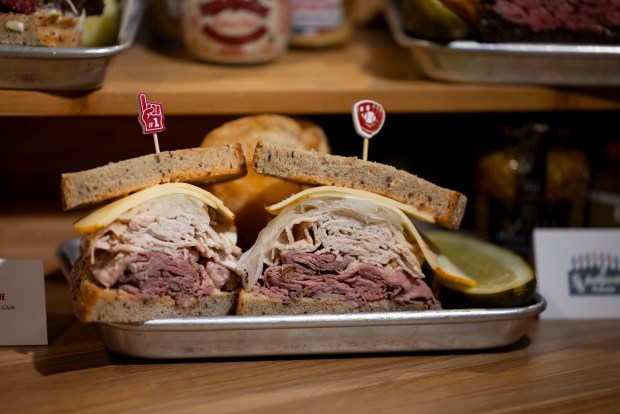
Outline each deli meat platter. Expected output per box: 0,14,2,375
0,0,146,91
385,0,620,86
58,238,546,359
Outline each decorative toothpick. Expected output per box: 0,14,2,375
138,93,166,154
64,0,79,15
352,100,385,161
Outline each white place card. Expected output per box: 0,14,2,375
533,229,620,319
0,259,48,345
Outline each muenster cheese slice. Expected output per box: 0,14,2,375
74,183,234,233
266,186,436,223
266,186,477,287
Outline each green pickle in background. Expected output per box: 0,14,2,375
400,0,473,41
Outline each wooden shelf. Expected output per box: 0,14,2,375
2,28,620,116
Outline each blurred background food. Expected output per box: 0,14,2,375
400,0,474,41
477,0,620,45
399,0,620,44
81,0,121,47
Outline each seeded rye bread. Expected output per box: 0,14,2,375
71,257,237,323
252,141,467,229
61,144,247,210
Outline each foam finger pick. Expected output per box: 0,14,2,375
353,100,385,161
137,93,166,154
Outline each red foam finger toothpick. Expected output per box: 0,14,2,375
352,100,385,161
138,93,166,153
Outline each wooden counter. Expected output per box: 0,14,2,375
1,274,619,413
1,216,620,413
1,28,620,116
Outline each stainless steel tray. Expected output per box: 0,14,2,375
385,0,620,86
0,0,146,91
57,238,545,359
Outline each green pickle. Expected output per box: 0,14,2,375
401,0,473,42
424,230,537,308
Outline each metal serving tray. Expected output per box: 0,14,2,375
0,0,146,91
57,239,546,359
385,0,620,86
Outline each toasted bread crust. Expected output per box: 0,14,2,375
61,144,247,211
70,257,238,323
236,290,430,315
252,141,467,229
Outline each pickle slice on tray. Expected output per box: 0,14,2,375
423,230,537,308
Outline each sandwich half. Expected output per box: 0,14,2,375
61,145,248,323
237,141,468,315
0,0,106,47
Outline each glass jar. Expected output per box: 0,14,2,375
473,123,590,262
588,139,620,227
147,0,183,46
180,0,291,64
289,0,355,48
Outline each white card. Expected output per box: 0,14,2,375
533,229,620,319
0,259,48,345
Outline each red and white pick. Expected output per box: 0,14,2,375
352,100,385,161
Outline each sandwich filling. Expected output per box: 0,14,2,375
81,193,242,307
239,197,441,309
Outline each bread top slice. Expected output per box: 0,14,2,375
252,141,467,229
61,144,247,211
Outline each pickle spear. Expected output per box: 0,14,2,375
401,0,473,42
424,230,537,308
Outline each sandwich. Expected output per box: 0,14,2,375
236,141,468,315
0,0,109,47
61,144,248,323
200,114,331,250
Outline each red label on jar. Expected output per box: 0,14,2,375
181,0,290,63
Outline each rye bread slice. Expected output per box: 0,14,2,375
251,141,467,229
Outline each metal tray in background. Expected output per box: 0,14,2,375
57,239,546,359
0,0,146,91
385,0,620,86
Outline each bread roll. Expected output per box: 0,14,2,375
200,115,331,250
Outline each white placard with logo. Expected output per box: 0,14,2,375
0,259,48,345
533,229,620,319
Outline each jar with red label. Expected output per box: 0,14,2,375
180,0,291,64
289,0,355,48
